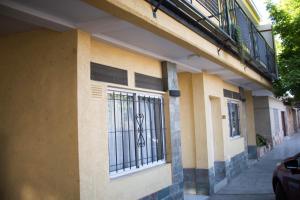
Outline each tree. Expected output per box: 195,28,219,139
267,0,300,104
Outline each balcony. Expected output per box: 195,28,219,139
148,0,278,81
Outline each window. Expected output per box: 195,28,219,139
107,89,166,175
228,101,240,137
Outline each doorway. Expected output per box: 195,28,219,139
292,109,297,132
281,111,287,136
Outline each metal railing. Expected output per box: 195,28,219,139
149,0,278,80
213,0,277,78
197,0,219,17
232,1,277,77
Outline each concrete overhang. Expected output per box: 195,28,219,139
0,0,273,92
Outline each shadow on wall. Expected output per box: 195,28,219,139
0,29,80,200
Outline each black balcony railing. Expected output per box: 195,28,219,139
197,0,219,17
232,1,277,78
148,0,278,80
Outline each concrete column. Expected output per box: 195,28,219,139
191,73,210,170
245,90,258,159
162,61,184,199
191,73,214,195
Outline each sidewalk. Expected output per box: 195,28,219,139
185,133,300,200
209,133,300,200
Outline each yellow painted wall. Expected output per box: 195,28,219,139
77,32,172,200
0,29,80,200
245,90,256,146
91,38,162,87
192,73,210,169
0,29,172,200
209,96,224,161
202,73,223,166
178,72,247,169
84,0,272,90
203,73,245,161
178,73,196,168
0,27,257,199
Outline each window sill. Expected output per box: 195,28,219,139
109,160,166,179
229,135,243,141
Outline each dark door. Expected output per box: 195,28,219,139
281,111,287,136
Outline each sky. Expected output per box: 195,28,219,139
252,0,280,24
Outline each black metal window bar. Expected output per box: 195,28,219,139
228,101,240,137
107,89,166,174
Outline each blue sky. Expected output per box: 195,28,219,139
252,0,280,24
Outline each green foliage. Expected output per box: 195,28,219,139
256,134,267,147
267,0,300,103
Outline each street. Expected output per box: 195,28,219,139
209,133,300,200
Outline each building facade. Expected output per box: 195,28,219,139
253,96,300,148
0,0,284,199
253,96,287,146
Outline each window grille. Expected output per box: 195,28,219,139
228,101,240,137
107,89,166,174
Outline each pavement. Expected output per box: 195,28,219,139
209,133,300,200
185,133,300,200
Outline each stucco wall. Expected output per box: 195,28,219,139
245,90,256,146
204,73,245,162
298,109,300,130
84,0,272,90
178,72,246,170
0,29,173,200
268,97,286,145
254,96,286,146
178,73,196,168
0,29,79,200
253,96,272,142
209,97,223,162
77,33,172,200
286,106,296,135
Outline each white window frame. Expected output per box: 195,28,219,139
107,88,167,178
227,100,241,138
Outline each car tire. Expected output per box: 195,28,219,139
275,182,286,200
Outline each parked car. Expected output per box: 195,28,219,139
273,153,300,200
